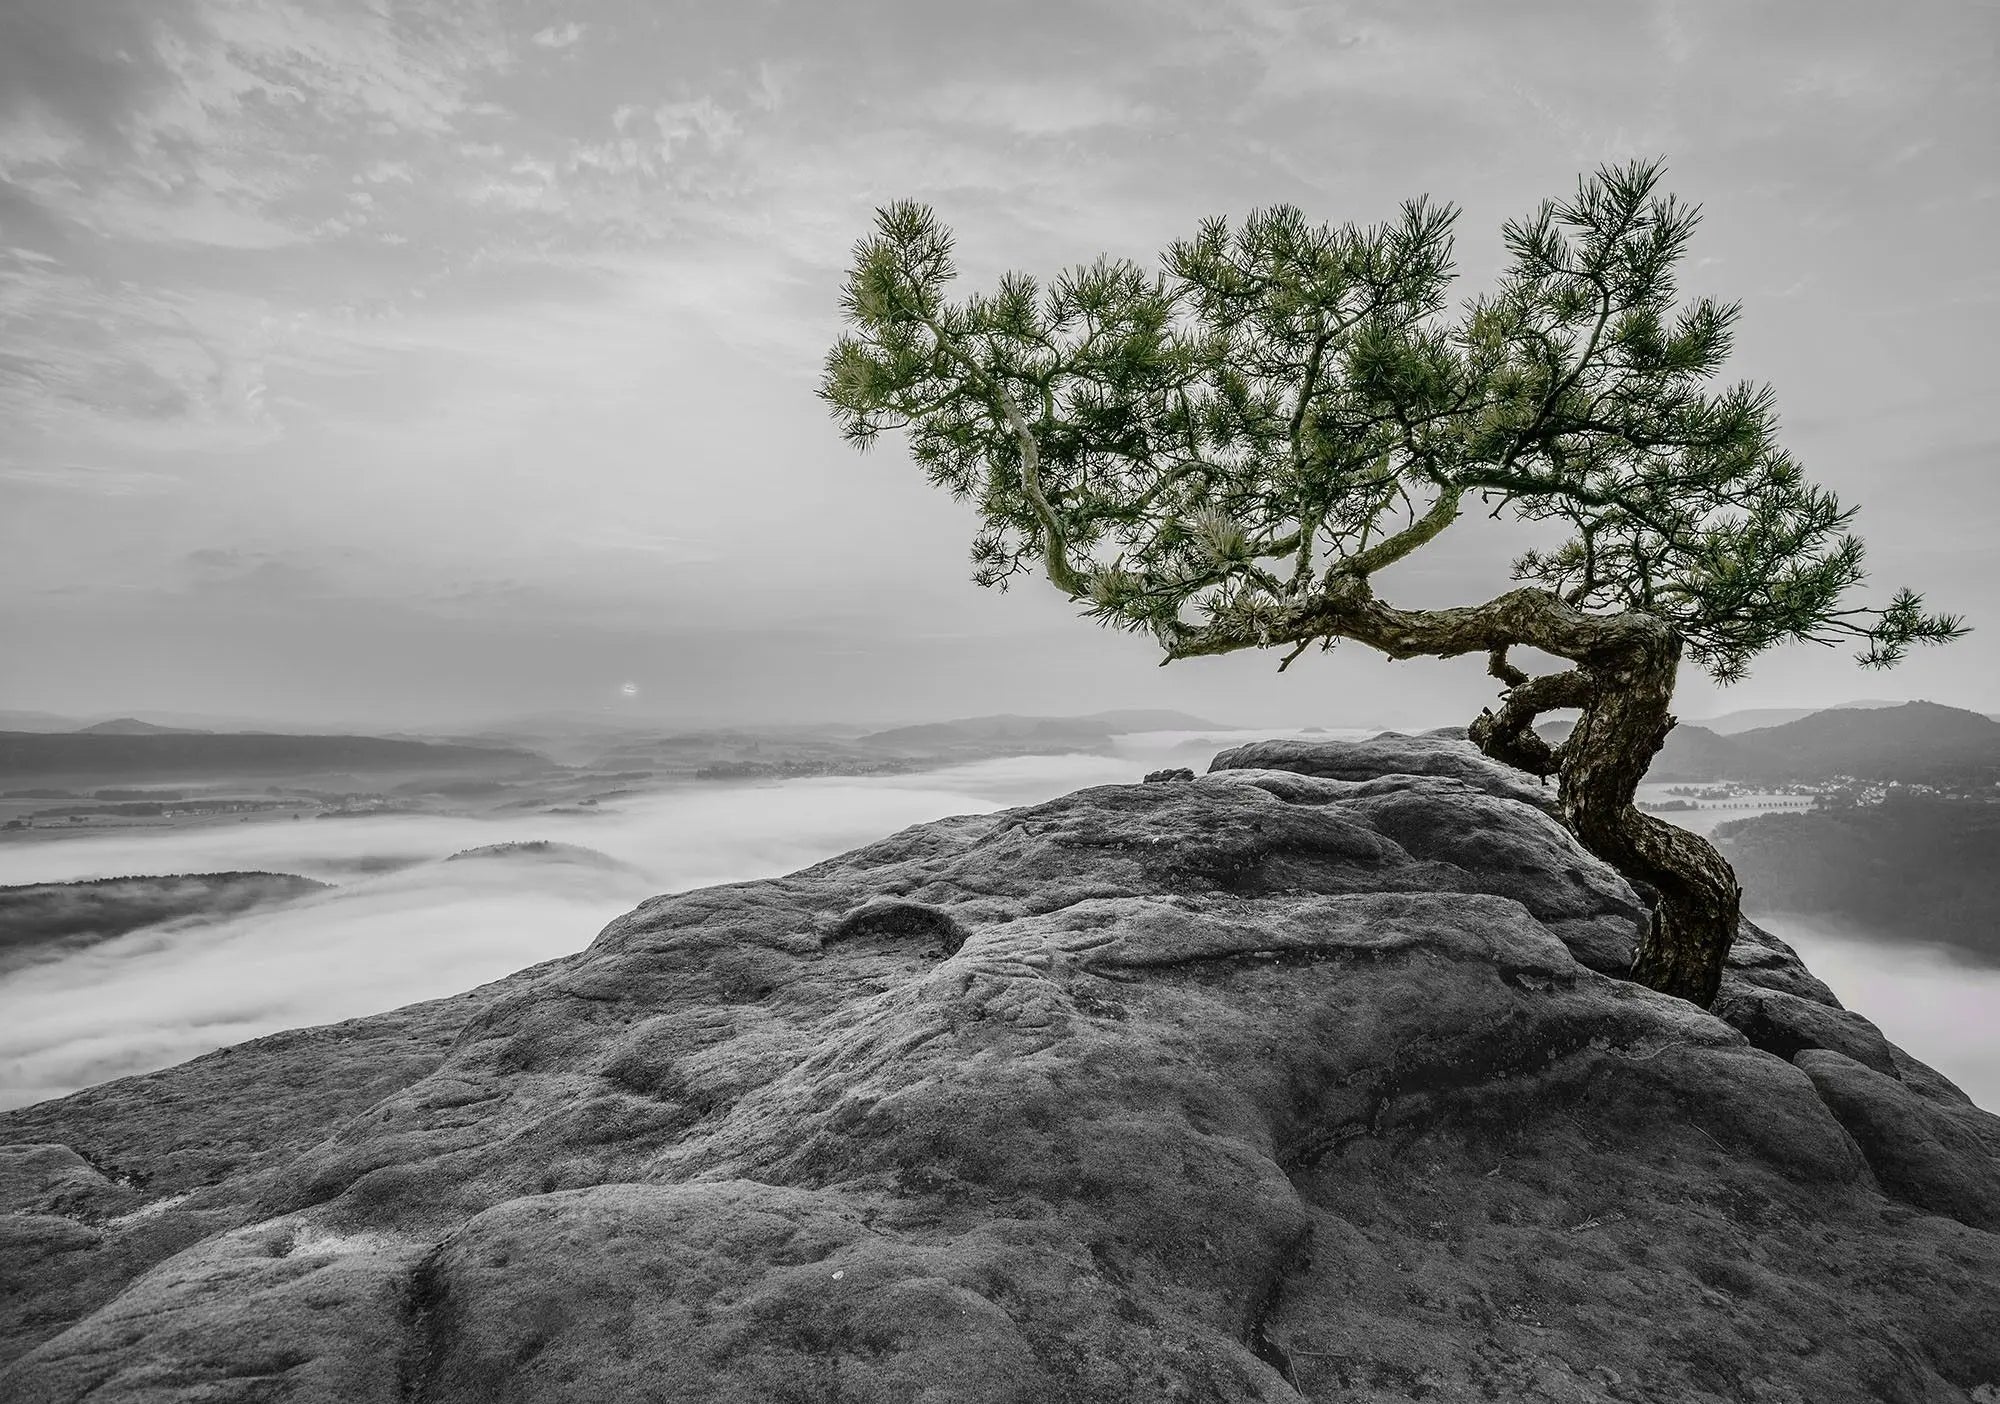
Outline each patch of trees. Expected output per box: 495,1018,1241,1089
1716,797,2000,965
0,872,330,975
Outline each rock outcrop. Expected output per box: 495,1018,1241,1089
3,735,1997,1402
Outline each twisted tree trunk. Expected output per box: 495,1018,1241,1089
1168,576,1744,1006
1456,614,1741,1004
1530,631,1742,1007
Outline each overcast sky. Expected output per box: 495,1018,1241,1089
2,0,1995,729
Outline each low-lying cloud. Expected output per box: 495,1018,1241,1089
0,733,1283,1107
1753,916,2000,1112
3,731,1995,1113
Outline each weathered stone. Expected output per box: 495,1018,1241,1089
1722,919,1847,1006
1796,1049,2000,1232
1711,983,1899,1076
1211,732,1558,810
0,1145,108,1214
3,736,1995,1402
0,970,550,1372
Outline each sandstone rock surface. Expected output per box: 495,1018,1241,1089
3,736,1997,1402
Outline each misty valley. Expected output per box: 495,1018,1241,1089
0,709,1291,1106
3,701,1999,1115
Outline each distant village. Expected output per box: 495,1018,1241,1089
1639,774,2000,815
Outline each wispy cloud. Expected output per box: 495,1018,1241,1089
0,250,281,449
916,80,1160,138
0,0,513,250
0,463,183,496
531,21,583,50
0,0,1994,721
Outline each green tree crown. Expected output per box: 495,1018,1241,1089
821,160,1961,684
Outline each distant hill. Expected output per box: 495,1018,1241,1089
858,709,1223,753
73,718,210,736
1689,699,1907,736
1080,709,1229,732
1688,707,1821,735
1447,702,1999,785
1725,701,2000,784
0,710,316,734
0,732,545,781
1615,701,2000,785
1528,717,1753,783
0,711,87,734
1648,724,1762,782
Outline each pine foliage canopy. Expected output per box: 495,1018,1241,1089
821,160,1961,685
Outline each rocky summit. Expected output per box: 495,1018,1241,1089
3,735,1997,1403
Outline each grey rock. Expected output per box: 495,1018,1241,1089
1796,1049,2000,1232
1711,983,1899,1076
0,1144,108,1214
1142,766,1195,783
3,737,1995,1402
0,969,552,1370
1722,918,1847,1005
1890,1043,1981,1108
1211,732,1558,810
1547,912,1642,977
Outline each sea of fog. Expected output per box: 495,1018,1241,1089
1627,792,2000,1107
1751,915,2000,1112
0,730,1335,1108
2,728,1994,1114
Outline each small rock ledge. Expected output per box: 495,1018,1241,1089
3,735,1996,1402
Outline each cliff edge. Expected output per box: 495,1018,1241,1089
3,736,1997,1402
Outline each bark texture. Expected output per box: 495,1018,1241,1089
1533,629,1742,1007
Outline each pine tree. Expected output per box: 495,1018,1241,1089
819,160,1963,1007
